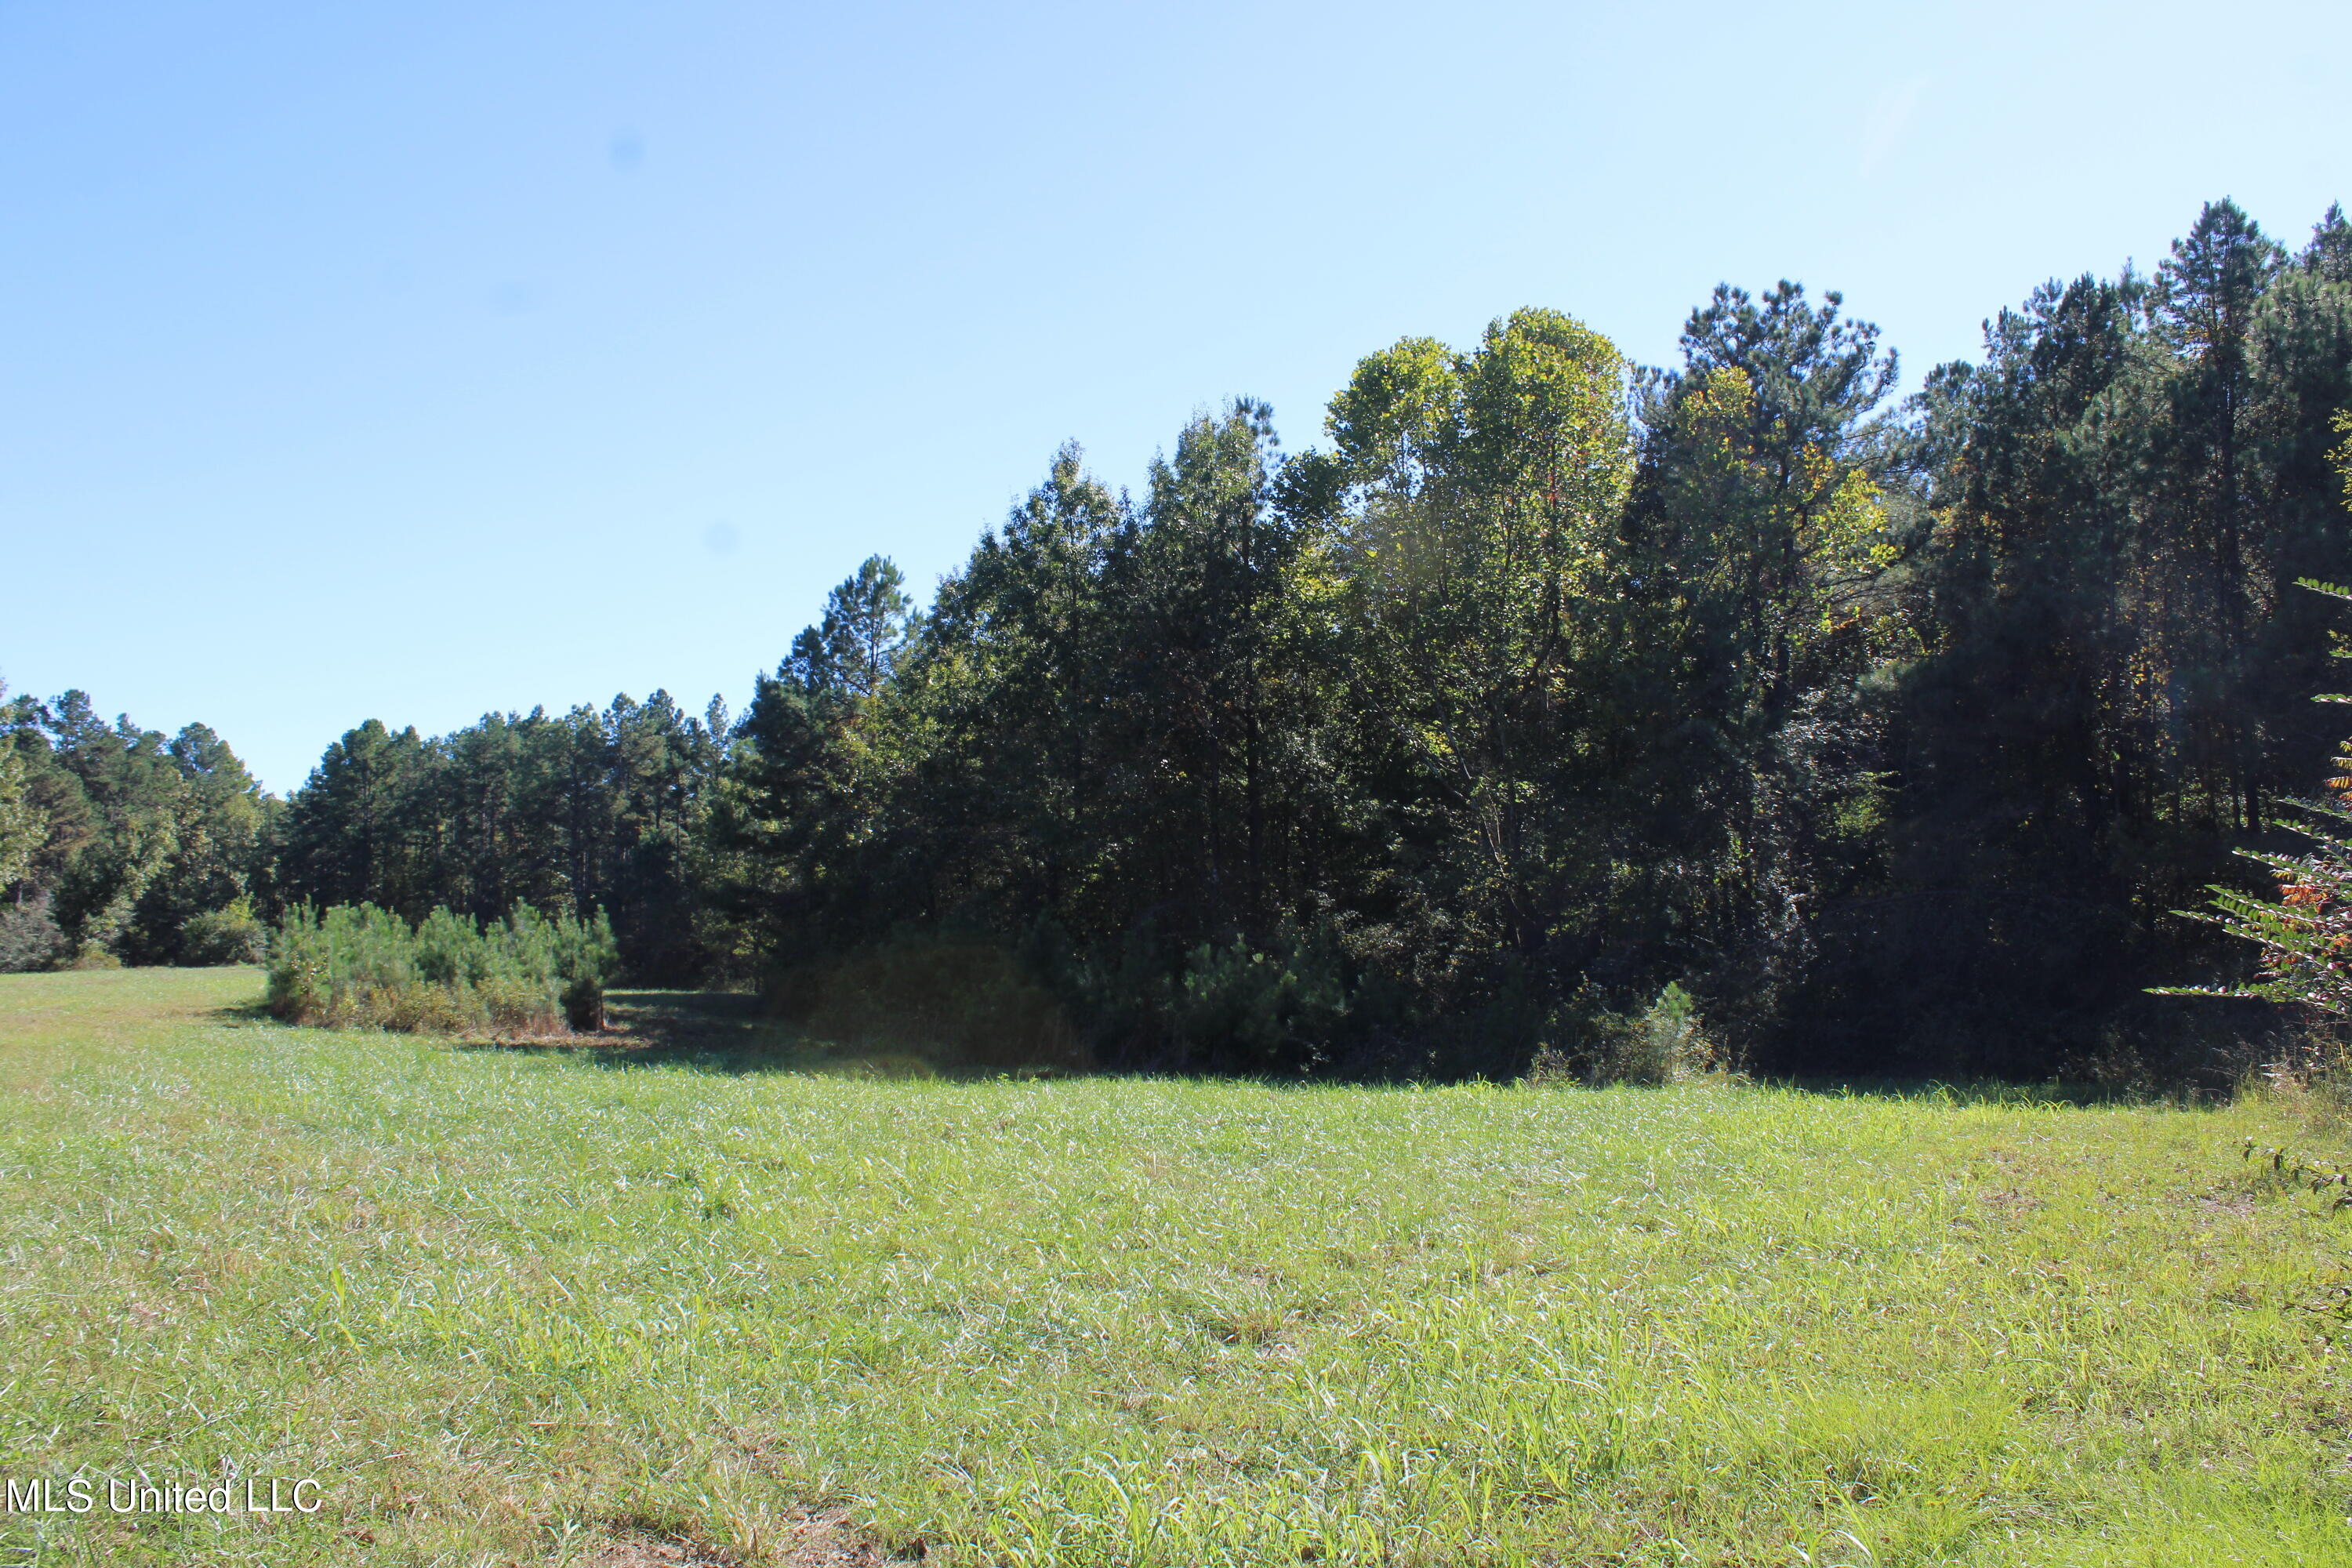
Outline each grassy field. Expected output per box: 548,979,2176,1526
3,969,2351,1566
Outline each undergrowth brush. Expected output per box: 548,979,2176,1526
266,901,615,1036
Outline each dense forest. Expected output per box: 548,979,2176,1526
10,198,2352,1083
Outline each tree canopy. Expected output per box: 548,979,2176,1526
13,198,2352,1084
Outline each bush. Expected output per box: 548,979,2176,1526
0,896,65,973
1165,927,1351,1074
1528,982,1723,1087
2158,785,2352,1024
267,902,617,1036
180,898,267,966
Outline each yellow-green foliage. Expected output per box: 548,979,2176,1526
4,968,2352,1566
266,901,615,1036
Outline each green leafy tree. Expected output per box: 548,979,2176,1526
786,555,911,701
279,718,437,914
274,690,731,983
242,200,2352,1080
2306,204,2352,285
1120,398,1328,944
906,445,1127,927
1328,310,1635,980
711,557,916,962
0,687,271,964
1854,204,2352,1076
2158,582,2352,1018
1621,282,1909,1043
0,683,44,894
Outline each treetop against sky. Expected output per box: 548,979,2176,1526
3,0,2349,792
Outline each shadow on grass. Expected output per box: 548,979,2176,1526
475,1004,2205,1100
1771,1076,2213,1109
239,981,2215,1102
206,996,278,1026
463,989,977,1080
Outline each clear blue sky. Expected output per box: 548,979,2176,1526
5,0,2349,793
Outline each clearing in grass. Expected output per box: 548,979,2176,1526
2,967,2350,1566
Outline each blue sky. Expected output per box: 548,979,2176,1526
5,0,2350,792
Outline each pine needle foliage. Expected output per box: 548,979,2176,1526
267,901,617,1036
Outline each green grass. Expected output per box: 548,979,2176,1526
5,967,2352,1566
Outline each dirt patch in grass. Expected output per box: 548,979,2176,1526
586,1535,743,1568
768,1507,906,1567
584,1508,902,1568
457,989,808,1071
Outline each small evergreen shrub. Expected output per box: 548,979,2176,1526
1528,982,1722,1087
179,898,267,966
267,902,617,1036
1165,927,1352,1073
0,897,65,973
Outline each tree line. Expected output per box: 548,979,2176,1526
8,198,2350,1082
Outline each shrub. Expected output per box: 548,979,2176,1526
267,902,617,1036
2159,793,2352,1021
1528,982,1722,1087
0,896,65,973
1166,927,1350,1074
179,898,267,966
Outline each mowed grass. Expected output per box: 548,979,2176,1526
4,971,2352,1566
